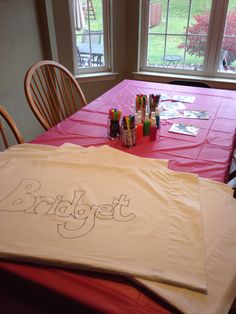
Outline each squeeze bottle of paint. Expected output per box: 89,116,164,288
149,116,157,141
143,113,151,136
155,107,160,130
136,112,143,141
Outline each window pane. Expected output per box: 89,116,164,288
146,0,212,71
167,0,189,34
147,34,164,66
218,0,236,73
74,0,104,69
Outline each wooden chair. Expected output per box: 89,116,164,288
169,80,211,88
24,60,87,130
0,105,24,149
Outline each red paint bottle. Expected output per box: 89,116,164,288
149,116,157,141
136,113,143,141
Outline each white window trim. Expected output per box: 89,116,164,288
139,0,236,79
69,0,112,76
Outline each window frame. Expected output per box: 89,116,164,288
70,0,112,75
139,0,236,79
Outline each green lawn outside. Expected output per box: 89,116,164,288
148,0,236,67
76,0,236,69
75,0,103,46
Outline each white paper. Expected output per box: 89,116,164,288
184,110,209,120
169,123,199,136
173,95,195,103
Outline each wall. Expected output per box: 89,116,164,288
0,0,45,148
0,0,131,147
52,0,129,103
80,0,129,102
126,0,140,77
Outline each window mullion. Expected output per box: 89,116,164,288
139,0,150,70
103,0,110,70
212,0,230,75
182,0,192,68
163,0,170,59
204,0,228,75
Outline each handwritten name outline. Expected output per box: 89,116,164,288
0,179,136,239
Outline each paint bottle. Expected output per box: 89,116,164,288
150,111,155,119
130,115,136,146
155,107,160,130
143,113,151,136
136,112,143,141
149,116,157,141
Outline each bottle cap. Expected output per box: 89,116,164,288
151,116,156,126
151,111,155,118
137,114,142,124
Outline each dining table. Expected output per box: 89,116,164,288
30,79,236,183
0,79,236,314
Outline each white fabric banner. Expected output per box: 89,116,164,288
67,145,236,314
0,144,206,292
136,178,236,314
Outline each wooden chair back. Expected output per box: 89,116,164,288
169,80,211,88
24,60,87,130
0,105,24,149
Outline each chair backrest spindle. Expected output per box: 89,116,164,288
31,74,56,126
68,78,77,112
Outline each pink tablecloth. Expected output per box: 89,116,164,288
32,79,236,182
1,80,236,313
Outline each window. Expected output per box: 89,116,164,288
139,0,236,78
72,0,111,74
